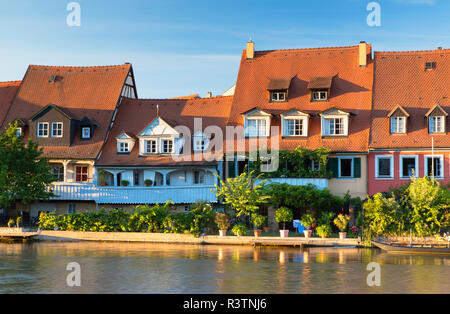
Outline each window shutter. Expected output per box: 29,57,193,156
227,160,236,178
354,158,361,178
327,158,339,178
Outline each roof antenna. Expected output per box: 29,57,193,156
156,104,159,117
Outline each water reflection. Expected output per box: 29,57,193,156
0,242,448,294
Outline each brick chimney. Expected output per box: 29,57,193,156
359,41,367,67
246,41,255,60
206,92,212,98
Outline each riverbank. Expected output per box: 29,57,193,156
35,230,361,247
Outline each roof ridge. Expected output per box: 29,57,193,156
125,95,234,101
28,64,131,70
0,80,22,86
254,44,365,54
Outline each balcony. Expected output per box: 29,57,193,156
50,183,217,204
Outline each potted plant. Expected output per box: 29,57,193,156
334,214,351,239
16,216,23,228
121,180,130,187
300,214,315,238
275,207,293,238
251,214,266,237
7,218,15,228
231,224,247,237
316,225,332,239
215,213,230,236
144,179,153,187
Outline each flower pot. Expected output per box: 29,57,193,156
279,230,289,238
263,226,270,233
303,230,312,238
339,232,347,240
254,230,262,237
219,230,227,237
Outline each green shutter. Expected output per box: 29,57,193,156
248,160,256,173
327,158,339,178
354,158,361,178
227,160,236,178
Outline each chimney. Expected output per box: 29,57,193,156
206,92,212,98
246,40,255,60
359,41,367,67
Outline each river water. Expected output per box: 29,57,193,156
0,241,448,294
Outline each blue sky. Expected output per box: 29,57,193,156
1,0,449,98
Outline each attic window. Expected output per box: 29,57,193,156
270,90,287,102
82,127,91,139
425,62,436,70
308,76,333,102
49,75,57,83
312,90,328,101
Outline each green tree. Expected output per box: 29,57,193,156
0,123,55,210
214,170,269,220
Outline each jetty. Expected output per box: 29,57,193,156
0,227,40,241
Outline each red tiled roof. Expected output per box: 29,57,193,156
227,44,374,153
370,49,450,149
1,64,131,159
0,81,21,127
97,96,234,166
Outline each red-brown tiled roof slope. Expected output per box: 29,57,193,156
228,44,374,153
1,64,131,159
97,96,233,166
371,49,450,149
0,81,21,126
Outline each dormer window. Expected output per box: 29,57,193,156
116,132,136,154
425,62,436,70
37,122,49,137
118,142,129,153
145,139,157,154
82,127,91,139
312,90,328,101
193,132,209,151
390,116,406,134
320,108,351,137
426,105,447,134
51,122,63,138
281,109,309,137
161,139,174,154
308,76,333,102
270,90,287,102
242,108,271,138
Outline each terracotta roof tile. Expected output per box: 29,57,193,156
0,81,21,127
370,49,450,149
1,64,131,159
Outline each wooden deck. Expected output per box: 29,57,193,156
250,237,360,247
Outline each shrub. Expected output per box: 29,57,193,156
188,202,217,236
121,180,130,187
316,225,332,238
144,179,153,187
231,224,247,236
16,216,23,225
300,214,315,230
334,214,350,232
275,207,293,230
318,211,334,226
8,218,15,227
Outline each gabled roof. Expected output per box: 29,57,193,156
371,48,450,148
387,105,410,118
97,96,233,166
116,132,137,140
241,107,272,116
137,116,180,137
319,107,354,116
280,109,310,117
0,81,21,127
425,104,448,117
228,44,373,153
80,116,100,127
1,64,132,159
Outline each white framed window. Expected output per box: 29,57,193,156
194,171,205,184
271,91,287,102
375,155,394,179
82,127,91,139
51,122,63,138
51,165,64,182
311,160,320,171
245,118,268,137
284,118,305,136
339,157,353,178
390,117,406,134
118,141,129,153
16,128,22,137
424,155,444,178
161,139,174,154
399,155,418,179
323,117,346,136
37,122,49,137
312,90,328,101
429,116,445,133
145,139,157,154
